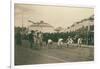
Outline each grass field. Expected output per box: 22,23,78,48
15,40,94,65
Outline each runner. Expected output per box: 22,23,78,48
57,38,63,48
47,39,53,48
66,36,73,47
77,37,82,47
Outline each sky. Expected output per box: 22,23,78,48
14,4,94,28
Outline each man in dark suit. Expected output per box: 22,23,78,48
29,30,35,48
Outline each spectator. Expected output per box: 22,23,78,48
29,30,35,48
15,30,22,46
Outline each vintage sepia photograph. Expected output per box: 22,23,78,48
14,3,94,65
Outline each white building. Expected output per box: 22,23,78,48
28,20,55,33
65,15,94,32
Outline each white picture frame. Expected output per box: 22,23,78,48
10,0,95,69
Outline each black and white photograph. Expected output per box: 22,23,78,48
14,3,94,65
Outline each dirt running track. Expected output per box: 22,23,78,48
15,40,94,65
